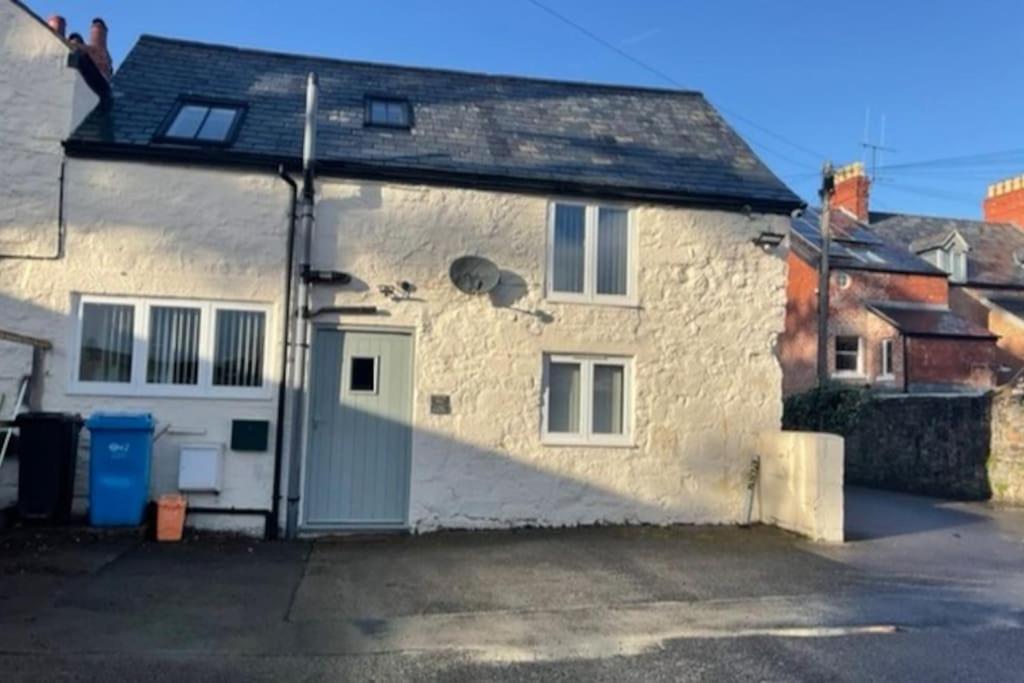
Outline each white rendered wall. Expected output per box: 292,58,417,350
757,431,845,542
0,159,291,532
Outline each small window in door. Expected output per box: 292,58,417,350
349,356,378,393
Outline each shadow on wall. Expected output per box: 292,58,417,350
304,393,761,531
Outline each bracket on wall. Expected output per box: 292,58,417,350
303,306,379,318
301,267,352,285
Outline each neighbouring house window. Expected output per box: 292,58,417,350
365,96,412,128
880,339,895,378
547,203,634,304
543,354,631,445
834,336,862,375
950,251,967,283
926,247,968,284
73,296,270,398
160,100,245,144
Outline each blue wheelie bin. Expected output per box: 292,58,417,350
86,413,155,526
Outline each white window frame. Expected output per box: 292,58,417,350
542,353,633,447
879,338,895,379
832,335,864,378
545,201,638,306
70,295,273,400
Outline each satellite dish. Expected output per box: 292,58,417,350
449,255,500,295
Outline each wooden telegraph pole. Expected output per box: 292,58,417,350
817,162,835,387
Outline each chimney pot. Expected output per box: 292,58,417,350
831,161,871,222
83,17,113,80
89,18,108,48
47,15,66,37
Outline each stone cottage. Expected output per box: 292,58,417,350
1,4,803,536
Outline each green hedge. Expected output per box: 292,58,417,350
782,384,867,435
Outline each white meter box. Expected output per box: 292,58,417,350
178,443,224,492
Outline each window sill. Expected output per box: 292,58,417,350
545,293,640,309
830,372,866,380
541,435,636,449
67,384,273,401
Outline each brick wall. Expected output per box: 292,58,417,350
780,252,818,395
907,337,996,390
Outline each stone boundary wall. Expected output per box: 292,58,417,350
784,390,994,500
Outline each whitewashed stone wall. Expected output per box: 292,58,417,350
0,159,291,532
2,151,787,532
0,1,99,405
313,181,789,530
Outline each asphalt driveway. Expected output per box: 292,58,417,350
2,488,1023,681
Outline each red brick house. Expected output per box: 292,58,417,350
870,174,1024,385
781,163,997,396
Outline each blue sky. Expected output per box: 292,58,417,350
35,0,1024,218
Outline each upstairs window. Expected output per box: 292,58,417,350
547,203,634,305
365,96,412,128
925,247,968,283
158,100,246,145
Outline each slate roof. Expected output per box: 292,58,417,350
866,302,996,339
789,208,947,276
870,212,1024,288
66,35,801,212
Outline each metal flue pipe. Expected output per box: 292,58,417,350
285,72,319,538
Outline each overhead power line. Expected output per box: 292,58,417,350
522,0,826,164
524,0,681,89
876,148,1024,173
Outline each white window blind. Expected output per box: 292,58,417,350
552,204,586,294
544,355,631,445
79,303,134,383
147,306,201,385
548,203,633,303
213,309,266,388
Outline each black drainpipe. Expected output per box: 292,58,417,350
269,165,298,540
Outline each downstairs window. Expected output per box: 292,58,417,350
73,296,269,398
543,354,632,446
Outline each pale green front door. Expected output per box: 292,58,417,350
304,329,413,528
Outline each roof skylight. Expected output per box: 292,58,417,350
158,100,245,145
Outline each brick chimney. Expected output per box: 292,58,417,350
832,162,871,222
984,174,1024,226
85,18,112,79
47,15,66,38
